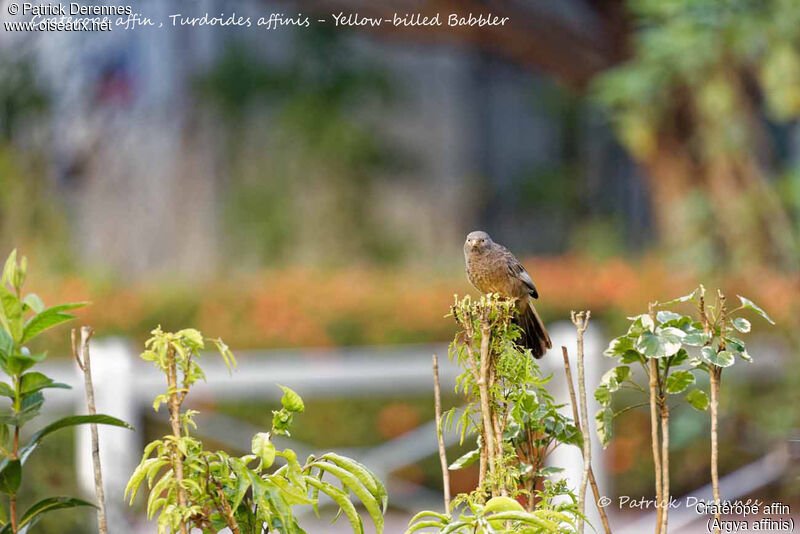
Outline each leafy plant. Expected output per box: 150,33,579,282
597,285,773,534
126,327,387,534
407,492,578,534
0,250,132,533
407,295,581,533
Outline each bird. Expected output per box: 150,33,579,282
463,231,551,358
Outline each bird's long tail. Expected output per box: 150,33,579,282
517,299,552,358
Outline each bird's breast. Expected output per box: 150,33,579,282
466,254,513,296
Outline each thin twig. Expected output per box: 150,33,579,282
562,346,612,534
432,354,451,515
709,289,727,534
569,311,592,534
73,327,108,534
647,303,663,534
660,401,670,534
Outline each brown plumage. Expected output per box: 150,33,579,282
463,231,551,358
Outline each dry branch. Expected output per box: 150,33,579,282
562,346,612,534
647,303,664,534
72,327,108,534
432,354,451,515
569,311,592,534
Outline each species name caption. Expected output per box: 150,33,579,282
3,5,510,32
597,497,795,533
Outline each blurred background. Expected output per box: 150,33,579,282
1,0,799,532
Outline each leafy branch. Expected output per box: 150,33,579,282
127,327,388,534
0,250,132,533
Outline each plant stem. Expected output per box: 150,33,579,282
649,358,663,534
477,321,498,495
432,354,451,515
660,401,669,534
569,311,592,534
710,366,721,534
166,346,188,534
562,346,612,534
10,372,21,534
73,327,108,534
215,485,241,534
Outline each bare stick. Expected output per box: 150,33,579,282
432,354,451,515
562,346,612,534
709,368,721,533
660,402,670,534
73,327,108,534
648,358,663,534
700,289,721,534
647,304,663,534
570,311,592,534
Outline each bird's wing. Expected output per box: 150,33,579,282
502,247,539,299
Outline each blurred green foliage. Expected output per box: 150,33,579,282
198,29,403,267
0,58,47,140
595,0,800,272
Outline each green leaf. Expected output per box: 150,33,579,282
665,370,695,394
485,511,560,531
599,365,630,393
594,384,611,406
656,311,683,324
661,289,698,306
21,303,88,344
176,328,204,348
6,351,46,375
683,330,710,346
1,251,17,288
636,329,683,358
669,348,690,367
21,295,44,314
20,497,96,527
20,372,69,395
319,453,388,513
310,461,383,534
0,329,11,358
703,348,734,368
278,385,305,413
595,407,614,448
0,288,23,343
448,448,480,470
626,314,655,336
267,475,315,505
686,389,709,411
731,317,751,334
408,511,450,525
251,432,276,468
406,520,447,533
305,477,364,534
603,336,633,358
724,336,745,353
736,296,775,325
0,460,21,494
20,414,133,463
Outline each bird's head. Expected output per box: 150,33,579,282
465,231,492,253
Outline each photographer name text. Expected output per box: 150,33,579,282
4,3,509,32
